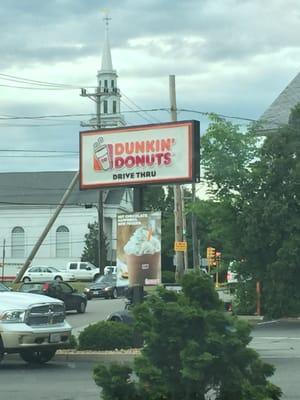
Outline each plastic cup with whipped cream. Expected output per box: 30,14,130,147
124,227,161,285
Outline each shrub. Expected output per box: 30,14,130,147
78,321,135,351
94,271,282,400
161,270,175,283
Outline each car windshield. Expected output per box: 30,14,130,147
95,275,116,284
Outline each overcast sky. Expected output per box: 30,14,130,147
1,0,299,172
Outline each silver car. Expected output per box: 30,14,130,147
22,266,75,283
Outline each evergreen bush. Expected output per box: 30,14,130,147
93,271,282,399
161,270,175,283
78,321,135,351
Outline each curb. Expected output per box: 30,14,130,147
5,350,139,364
237,315,264,323
55,351,138,363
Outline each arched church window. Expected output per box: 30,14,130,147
11,226,25,258
56,225,70,258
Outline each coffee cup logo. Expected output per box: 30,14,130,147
93,137,113,171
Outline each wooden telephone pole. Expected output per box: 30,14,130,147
169,75,185,279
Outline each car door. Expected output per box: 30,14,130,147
28,267,42,282
79,262,90,280
42,267,54,281
58,282,77,310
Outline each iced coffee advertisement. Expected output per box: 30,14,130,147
117,212,161,286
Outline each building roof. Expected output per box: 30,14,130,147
259,72,300,132
0,171,126,207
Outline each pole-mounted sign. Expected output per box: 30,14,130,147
80,120,200,189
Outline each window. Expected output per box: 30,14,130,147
80,263,88,270
56,225,69,257
104,80,108,88
103,100,108,114
69,263,77,270
111,80,114,88
113,100,117,114
59,282,73,294
11,226,25,258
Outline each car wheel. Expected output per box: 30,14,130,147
19,349,56,364
54,275,63,281
22,277,31,283
109,315,122,322
77,301,86,314
111,288,118,299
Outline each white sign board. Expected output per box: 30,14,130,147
80,121,199,189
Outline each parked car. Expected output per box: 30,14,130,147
21,266,75,283
19,281,87,313
62,261,100,281
0,282,9,292
84,274,128,300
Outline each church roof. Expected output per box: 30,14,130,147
259,72,300,132
0,171,126,207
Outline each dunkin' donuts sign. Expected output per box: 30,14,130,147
80,121,200,189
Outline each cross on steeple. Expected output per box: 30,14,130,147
102,10,111,30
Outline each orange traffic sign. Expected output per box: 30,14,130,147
174,241,187,251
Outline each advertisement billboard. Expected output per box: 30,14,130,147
116,212,161,286
80,120,200,189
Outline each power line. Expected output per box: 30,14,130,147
120,91,161,123
120,98,155,124
0,149,78,154
0,113,94,120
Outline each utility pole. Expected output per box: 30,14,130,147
81,87,106,276
181,189,188,271
15,171,80,283
169,75,185,279
1,239,5,282
191,182,199,269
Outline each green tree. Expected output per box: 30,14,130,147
201,114,259,199
143,186,175,271
93,271,281,400
236,107,300,317
81,222,108,268
198,110,300,317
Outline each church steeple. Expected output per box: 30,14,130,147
96,14,125,128
101,15,113,71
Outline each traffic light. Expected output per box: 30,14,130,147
215,251,221,266
206,247,216,267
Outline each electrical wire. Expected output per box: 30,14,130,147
120,91,161,124
120,99,155,124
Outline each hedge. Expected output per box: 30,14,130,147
78,321,136,351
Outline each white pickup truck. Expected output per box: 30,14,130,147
62,261,100,281
0,290,71,364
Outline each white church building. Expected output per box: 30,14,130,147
0,19,133,278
